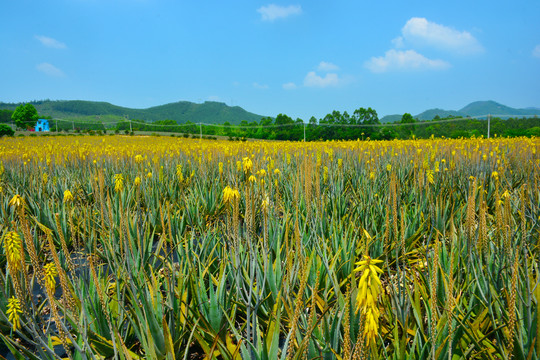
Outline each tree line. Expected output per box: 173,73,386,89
2,103,540,139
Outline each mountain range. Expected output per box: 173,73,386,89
1,99,538,125
381,100,540,123
0,100,265,125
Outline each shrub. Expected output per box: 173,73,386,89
0,124,14,137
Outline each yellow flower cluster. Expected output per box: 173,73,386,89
355,255,383,345
222,186,240,203
63,190,74,204
114,174,124,193
43,263,58,292
8,195,24,209
3,231,23,272
7,297,22,331
242,157,252,174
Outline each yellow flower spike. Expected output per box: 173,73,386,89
354,255,383,346
3,232,23,272
223,186,240,203
134,176,141,187
114,174,124,193
242,157,252,174
7,297,22,332
43,263,58,291
248,175,257,183
8,195,25,209
261,196,270,211
63,190,74,204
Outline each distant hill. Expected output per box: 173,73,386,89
0,100,265,125
415,100,540,120
380,114,402,123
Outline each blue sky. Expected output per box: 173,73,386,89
1,0,539,120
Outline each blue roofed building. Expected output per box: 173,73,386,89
35,119,50,132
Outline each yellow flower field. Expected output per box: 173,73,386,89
0,135,539,359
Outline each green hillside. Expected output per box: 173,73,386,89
0,100,265,125
415,108,463,120
415,101,540,120
458,100,540,117
380,114,402,123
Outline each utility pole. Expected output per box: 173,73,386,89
129,118,132,133
199,123,202,139
487,114,491,139
55,119,58,132
72,121,75,132
303,123,306,142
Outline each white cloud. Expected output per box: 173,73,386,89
35,35,66,49
282,82,297,90
401,17,483,54
391,36,404,48
36,63,65,77
257,4,302,22
533,45,540,58
365,49,450,73
317,61,339,72
253,82,269,89
303,71,340,88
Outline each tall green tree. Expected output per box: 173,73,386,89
353,107,379,125
400,113,415,124
12,103,39,129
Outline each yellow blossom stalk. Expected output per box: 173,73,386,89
223,186,240,203
354,255,383,346
43,262,58,292
8,194,24,208
63,190,74,203
7,297,22,332
243,157,253,174
114,173,124,192
3,231,23,273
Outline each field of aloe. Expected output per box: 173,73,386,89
0,135,539,359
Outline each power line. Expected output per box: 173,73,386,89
50,114,539,129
